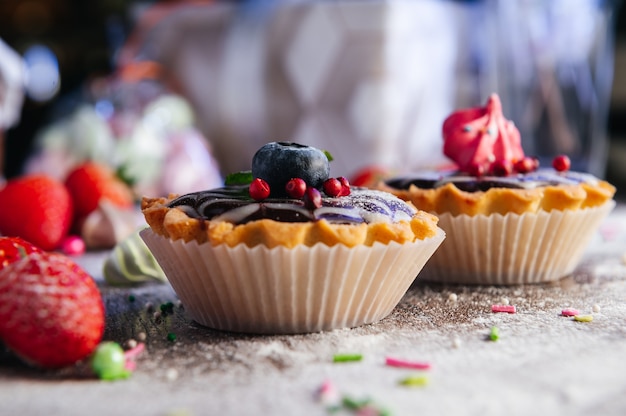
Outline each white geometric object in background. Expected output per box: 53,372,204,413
348,79,385,147
268,1,458,176
284,5,344,107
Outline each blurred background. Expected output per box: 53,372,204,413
1,0,625,198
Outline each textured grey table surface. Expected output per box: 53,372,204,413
2,207,626,416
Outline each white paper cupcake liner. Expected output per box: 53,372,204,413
140,228,445,334
419,201,615,285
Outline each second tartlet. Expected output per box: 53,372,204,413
380,94,615,285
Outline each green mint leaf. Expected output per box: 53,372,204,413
225,170,253,185
323,150,334,162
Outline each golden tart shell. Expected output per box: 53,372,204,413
377,180,615,217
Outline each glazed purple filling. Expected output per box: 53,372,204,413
385,169,600,192
167,186,416,225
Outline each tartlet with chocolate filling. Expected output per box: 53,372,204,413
141,142,445,334
142,185,439,249
380,94,615,285
380,168,614,217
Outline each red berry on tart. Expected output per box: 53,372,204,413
552,155,571,172
249,177,271,201
285,178,307,199
323,178,343,197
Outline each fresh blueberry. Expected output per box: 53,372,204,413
251,142,330,197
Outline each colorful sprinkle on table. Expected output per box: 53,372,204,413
316,379,340,408
489,326,500,341
398,374,429,387
165,368,179,381
491,304,516,314
124,342,144,360
385,357,431,370
574,314,594,322
91,342,131,380
60,235,86,256
333,353,363,363
341,396,390,416
315,381,390,415
160,302,175,314
342,396,371,410
123,342,145,371
561,308,580,317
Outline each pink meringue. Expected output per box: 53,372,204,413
443,94,524,175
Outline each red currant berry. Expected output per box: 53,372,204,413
323,178,342,197
337,176,351,196
467,162,485,177
552,155,571,172
491,159,513,176
303,187,322,209
530,156,540,170
514,157,537,174
249,178,270,201
285,178,307,198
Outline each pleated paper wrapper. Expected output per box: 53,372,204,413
140,228,445,334
419,201,615,285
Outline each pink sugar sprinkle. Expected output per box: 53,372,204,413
60,235,86,256
317,379,340,405
385,356,432,370
491,305,516,314
123,342,145,372
356,407,379,416
124,342,145,361
561,308,580,317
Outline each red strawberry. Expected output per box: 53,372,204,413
0,252,105,368
0,236,42,271
0,175,73,251
65,162,134,220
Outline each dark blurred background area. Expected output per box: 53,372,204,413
2,0,626,196
0,0,130,178
609,1,626,197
